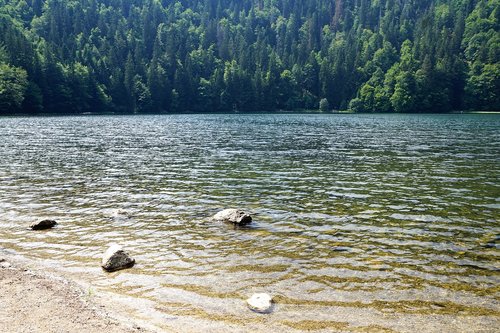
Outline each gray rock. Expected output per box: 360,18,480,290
30,220,57,230
212,209,252,225
246,293,273,313
101,244,135,272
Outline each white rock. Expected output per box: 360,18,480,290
212,209,252,225
101,244,135,272
246,293,273,313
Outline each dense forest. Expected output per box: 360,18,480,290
0,0,498,114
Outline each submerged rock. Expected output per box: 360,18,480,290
484,234,500,249
246,293,273,313
110,209,133,220
212,209,252,225
30,220,58,230
101,244,135,272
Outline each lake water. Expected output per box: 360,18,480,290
0,114,498,332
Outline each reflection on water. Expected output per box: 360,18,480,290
0,114,499,332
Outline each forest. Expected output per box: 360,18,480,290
0,0,498,114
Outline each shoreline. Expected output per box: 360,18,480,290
0,110,499,117
0,253,149,333
1,248,499,333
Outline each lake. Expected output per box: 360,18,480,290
0,113,498,332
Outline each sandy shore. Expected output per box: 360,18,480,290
1,252,498,333
0,257,145,333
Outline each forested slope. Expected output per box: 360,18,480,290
0,0,498,114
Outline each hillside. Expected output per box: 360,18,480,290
0,0,498,114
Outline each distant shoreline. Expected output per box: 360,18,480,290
0,110,499,117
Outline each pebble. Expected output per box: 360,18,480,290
1,261,12,268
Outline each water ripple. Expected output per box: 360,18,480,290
0,114,499,332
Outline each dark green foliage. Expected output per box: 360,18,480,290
0,0,498,114
0,62,28,111
462,0,500,111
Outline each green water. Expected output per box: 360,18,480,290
0,114,498,332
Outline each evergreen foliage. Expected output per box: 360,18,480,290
0,0,498,114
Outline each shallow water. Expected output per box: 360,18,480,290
0,114,499,332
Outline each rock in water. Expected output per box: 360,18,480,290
246,293,273,313
212,209,252,225
101,244,135,272
30,220,57,230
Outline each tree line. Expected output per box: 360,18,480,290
0,0,498,114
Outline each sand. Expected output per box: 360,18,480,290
0,258,145,333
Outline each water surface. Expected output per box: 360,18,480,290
0,114,499,332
